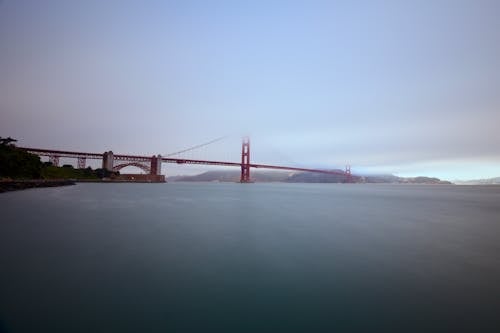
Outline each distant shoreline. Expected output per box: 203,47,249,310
0,179,76,193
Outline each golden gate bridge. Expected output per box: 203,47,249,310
20,137,352,183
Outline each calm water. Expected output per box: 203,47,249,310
1,183,500,332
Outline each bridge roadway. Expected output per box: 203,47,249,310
21,147,349,177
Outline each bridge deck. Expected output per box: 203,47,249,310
20,147,349,177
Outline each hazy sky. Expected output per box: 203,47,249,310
1,0,499,179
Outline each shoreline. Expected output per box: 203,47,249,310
0,179,76,193
0,178,167,192
76,179,166,183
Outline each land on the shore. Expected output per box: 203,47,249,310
453,177,500,185
5,136,497,188
169,170,454,184
0,179,76,193
1,139,121,192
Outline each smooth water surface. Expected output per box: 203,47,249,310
1,183,500,332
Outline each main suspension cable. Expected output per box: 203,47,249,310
164,136,227,157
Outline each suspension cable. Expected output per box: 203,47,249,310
164,136,227,157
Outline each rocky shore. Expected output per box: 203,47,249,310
0,179,76,193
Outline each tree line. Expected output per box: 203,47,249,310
0,137,117,180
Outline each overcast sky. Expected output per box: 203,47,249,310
1,0,499,180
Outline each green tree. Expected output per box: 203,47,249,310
0,138,42,179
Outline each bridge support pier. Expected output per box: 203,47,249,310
240,137,251,183
49,155,60,167
78,157,86,169
150,155,162,175
102,151,114,171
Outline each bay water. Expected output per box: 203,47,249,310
1,183,500,332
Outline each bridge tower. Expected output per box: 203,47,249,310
240,137,251,183
102,151,114,171
345,165,352,183
150,155,162,175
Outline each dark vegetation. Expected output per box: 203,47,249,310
0,137,42,179
0,136,117,181
41,165,99,180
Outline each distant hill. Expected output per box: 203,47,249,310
454,177,500,185
359,175,451,184
170,170,452,184
285,169,352,183
170,170,290,183
394,176,452,184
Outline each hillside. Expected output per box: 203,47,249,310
454,177,500,185
171,170,452,184
170,170,290,183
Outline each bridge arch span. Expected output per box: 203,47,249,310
113,162,151,174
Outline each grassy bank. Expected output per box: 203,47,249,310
41,165,100,180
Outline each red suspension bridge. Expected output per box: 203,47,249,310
20,137,352,183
